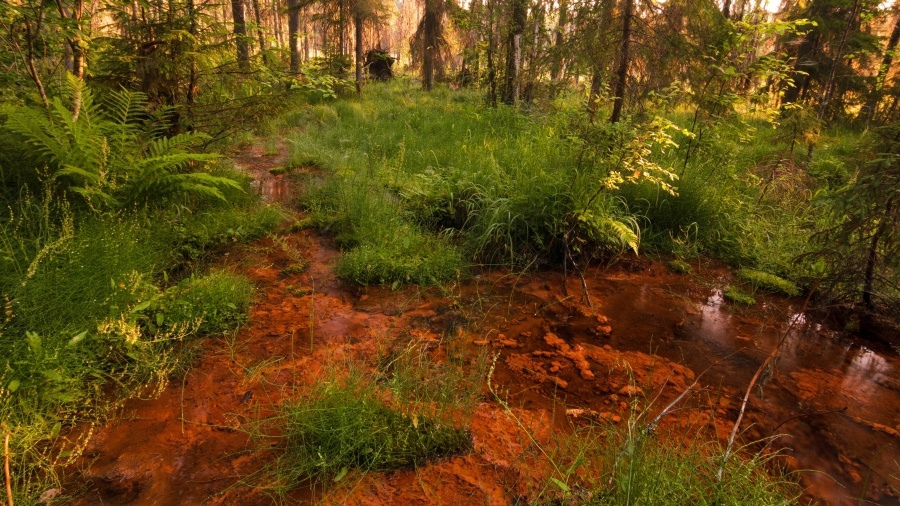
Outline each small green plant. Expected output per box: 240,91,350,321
725,287,757,306
273,369,471,490
668,259,693,274
144,271,254,335
736,269,800,297
282,262,308,276
269,166,289,176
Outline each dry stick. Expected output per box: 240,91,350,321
716,288,816,482
3,425,12,506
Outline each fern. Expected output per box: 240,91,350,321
1,79,240,210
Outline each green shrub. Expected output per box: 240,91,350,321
736,269,800,297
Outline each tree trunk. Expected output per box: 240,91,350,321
287,0,300,73
339,0,346,56
782,31,819,106
859,15,900,123
252,0,268,64
486,0,497,104
609,0,633,123
422,0,439,90
503,0,526,105
722,0,731,20
232,0,251,70
860,196,894,337
550,0,568,83
355,8,363,94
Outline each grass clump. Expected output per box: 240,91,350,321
724,287,757,306
537,422,799,506
668,259,692,274
736,269,800,297
274,369,472,489
145,271,254,335
306,173,463,286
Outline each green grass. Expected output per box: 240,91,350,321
0,165,281,504
724,287,757,306
532,419,799,506
282,82,863,292
668,259,692,274
280,374,472,480
736,269,801,297
288,82,646,284
262,358,476,498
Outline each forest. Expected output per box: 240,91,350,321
1,0,899,504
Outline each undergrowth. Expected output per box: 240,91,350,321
0,159,281,502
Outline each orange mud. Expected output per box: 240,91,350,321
66,145,899,505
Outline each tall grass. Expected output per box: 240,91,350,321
288,82,643,283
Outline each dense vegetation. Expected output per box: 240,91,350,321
2,0,899,502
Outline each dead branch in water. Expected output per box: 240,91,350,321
716,285,817,482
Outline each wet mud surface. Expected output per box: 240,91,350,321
68,145,899,505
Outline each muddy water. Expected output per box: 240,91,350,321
69,147,898,505
503,267,900,505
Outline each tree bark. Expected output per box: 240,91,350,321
859,15,900,123
252,0,268,64
232,0,251,70
782,30,819,106
355,7,363,94
422,0,439,90
287,0,300,73
550,0,567,83
609,0,633,123
503,0,526,105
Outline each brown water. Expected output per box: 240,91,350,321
69,145,898,505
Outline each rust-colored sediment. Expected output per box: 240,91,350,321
68,145,899,505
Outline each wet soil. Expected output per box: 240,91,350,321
68,144,899,505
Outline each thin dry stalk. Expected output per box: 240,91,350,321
716,288,816,481
3,425,12,506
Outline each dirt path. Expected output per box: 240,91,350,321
68,144,900,505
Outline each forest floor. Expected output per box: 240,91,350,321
65,141,900,506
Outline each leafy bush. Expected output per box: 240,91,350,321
736,269,800,297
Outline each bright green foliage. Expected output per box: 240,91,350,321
1,79,241,210
724,287,757,306
275,371,472,487
736,269,801,297
0,165,279,503
539,424,799,506
139,272,254,335
289,83,675,274
667,259,692,274
306,170,463,286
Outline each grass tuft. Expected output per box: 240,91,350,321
736,269,800,297
725,287,757,306
273,368,472,489
668,259,693,274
